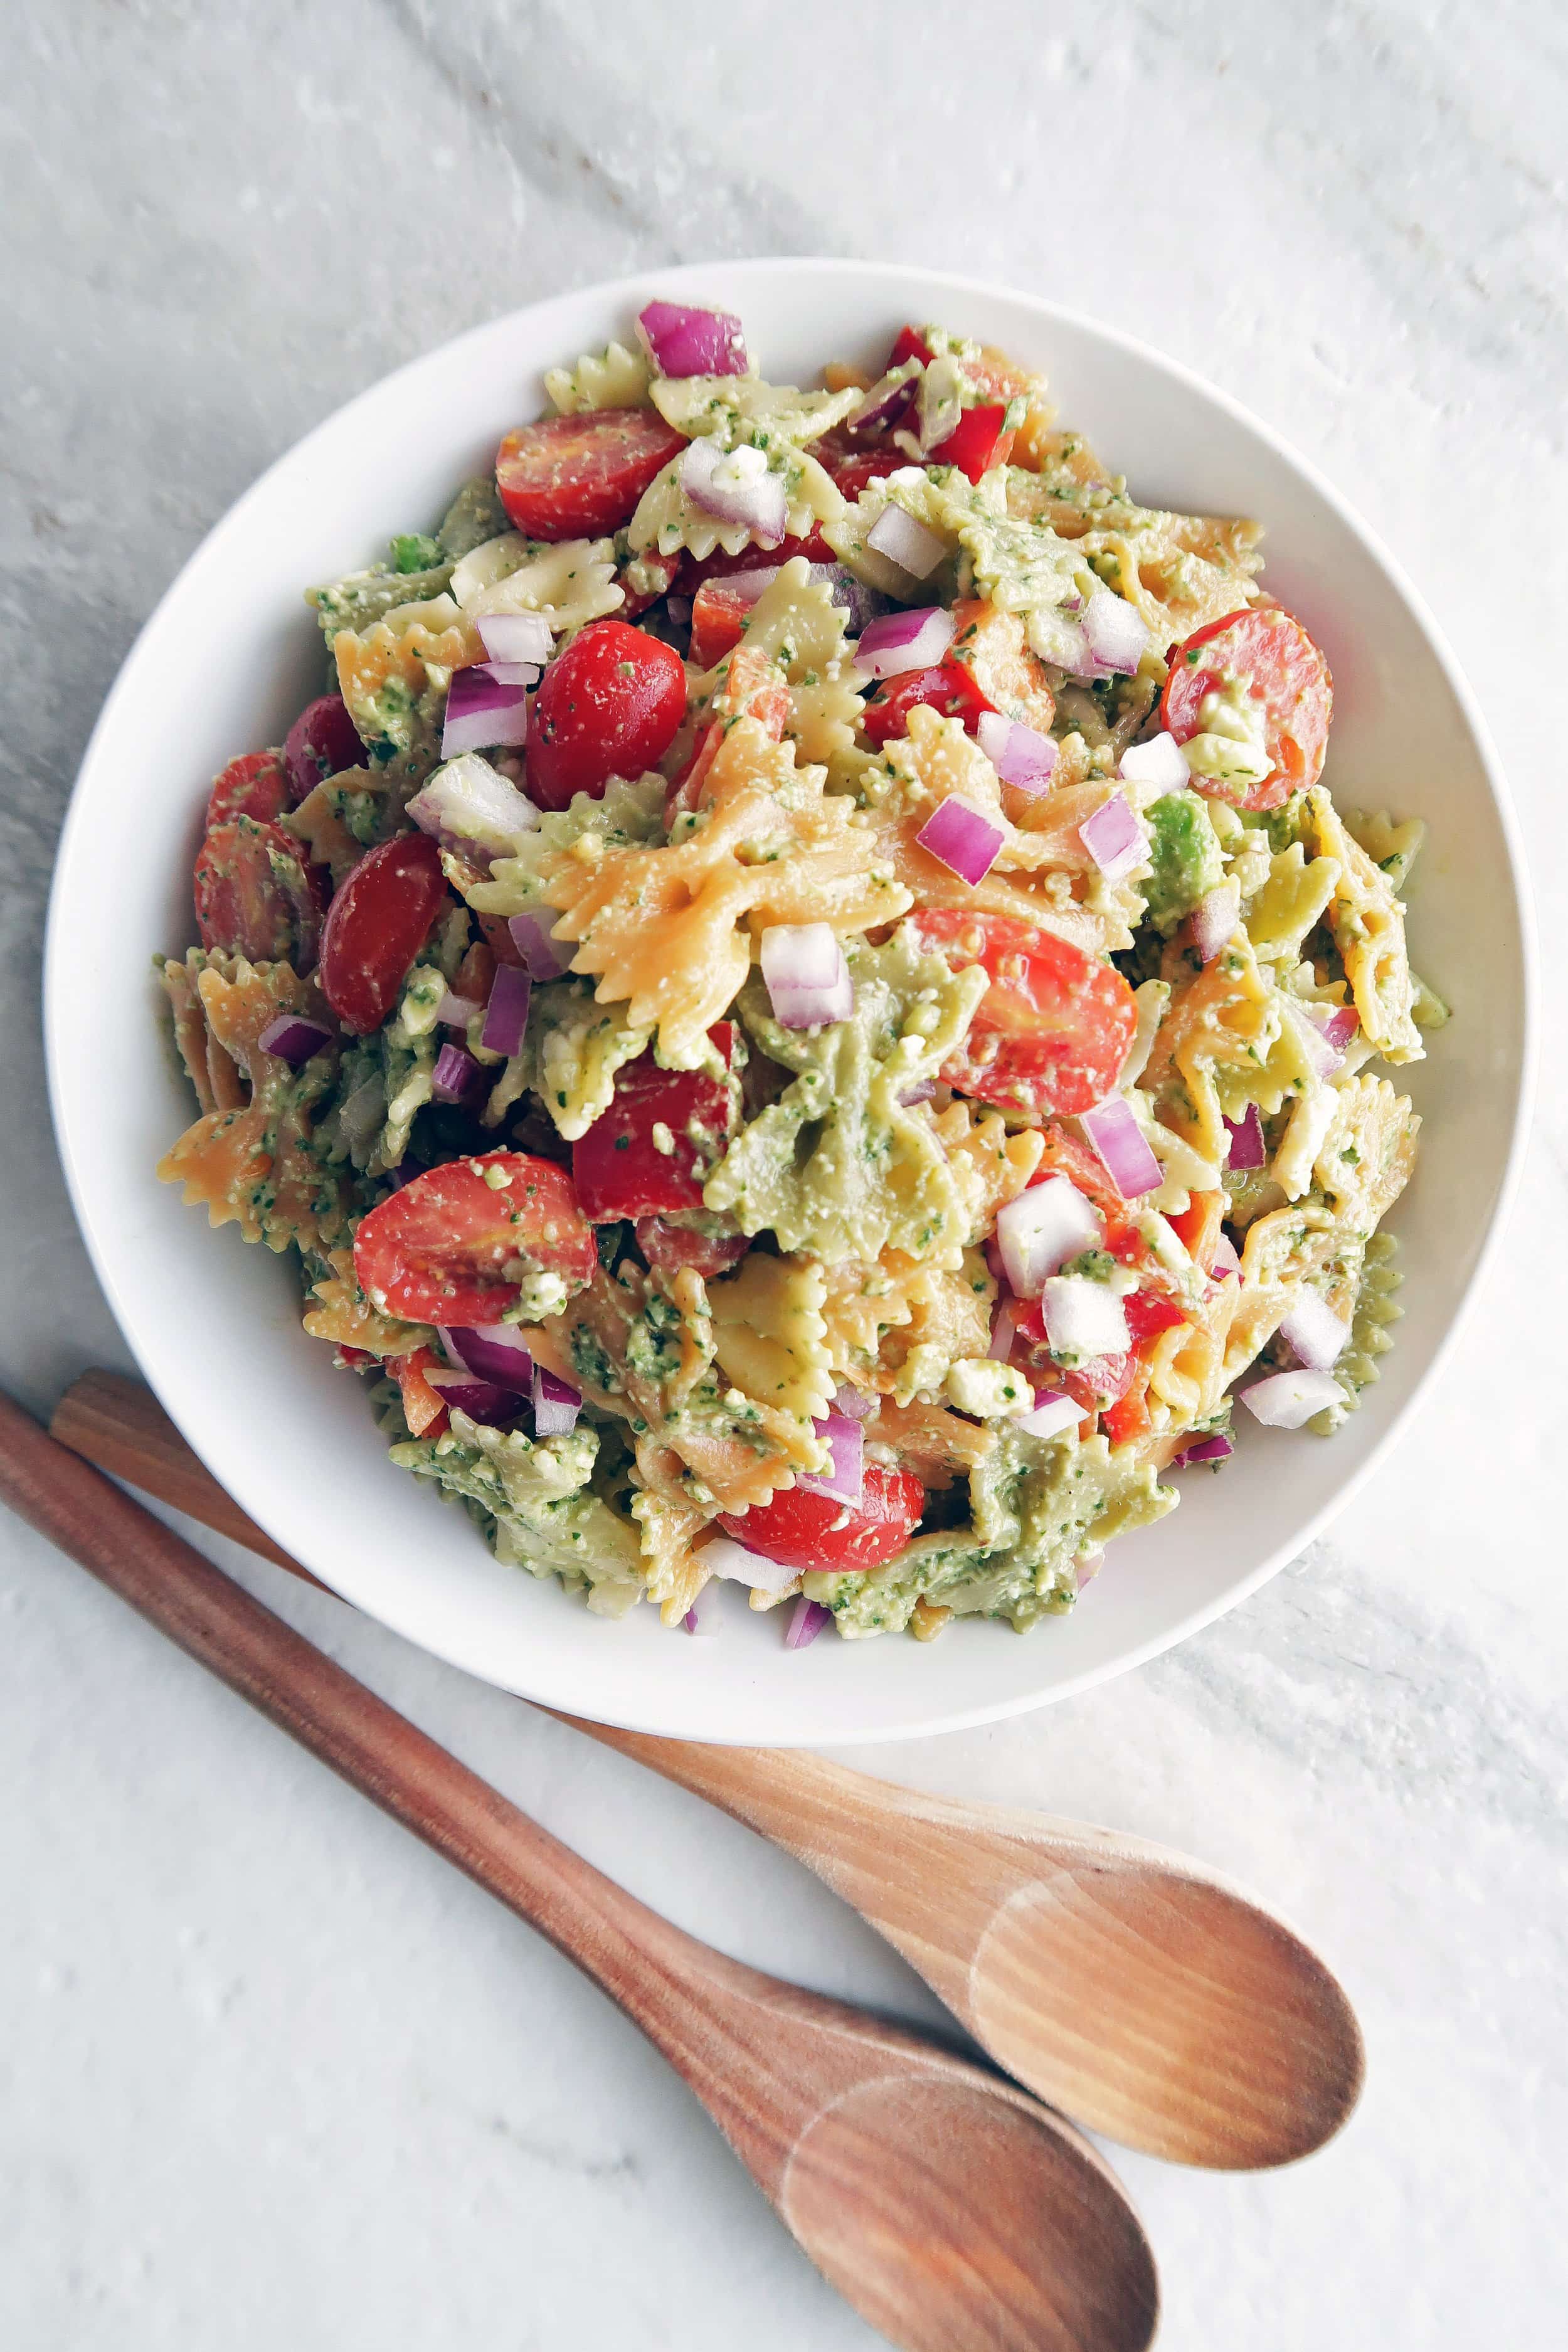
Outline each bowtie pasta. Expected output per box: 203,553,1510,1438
156,300,1442,1648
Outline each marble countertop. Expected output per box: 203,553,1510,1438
3,4,1563,2344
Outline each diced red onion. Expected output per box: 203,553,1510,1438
507,911,573,981
1176,1432,1234,1466
531,1364,582,1438
423,1370,519,1427
1031,608,1096,675
988,1300,1017,1362
1279,1291,1350,1372
784,1596,832,1651
683,1584,722,1638
865,504,946,581
1190,879,1241,965
1210,1231,1241,1280
1042,1275,1130,1359
705,564,781,608
995,1176,1101,1298
813,563,894,635
832,1383,875,1422
441,664,531,760
432,1043,484,1104
1081,586,1151,675
1240,1368,1344,1429
797,1412,864,1507
1075,1547,1104,1585
701,1535,797,1594
1222,1104,1266,1170
258,1014,332,1066
480,965,532,1058
855,604,955,679
408,753,539,856
1078,792,1143,883
848,366,919,433
1313,1004,1360,1055
977,711,1058,795
915,795,1005,886
680,438,787,543
477,612,553,666
898,1079,937,1108
1283,999,1343,1082
436,990,482,1030
1079,1095,1163,1200
482,662,541,689
665,593,693,627
914,357,964,453
1118,731,1191,789
637,299,748,379
442,1323,535,1391
1015,1392,1081,1442
760,923,854,1029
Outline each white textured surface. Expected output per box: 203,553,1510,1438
1,3,1562,2346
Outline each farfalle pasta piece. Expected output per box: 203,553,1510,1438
928,1099,1045,1242
448,532,623,632
1244,844,1343,963
333,614,484,757
707,1251,834,1465
1138,934,1279,1167
874,1248,995,1407
1302,790,1422,1062
544,339,652,415
161,950,245,1116
733,558,866,767
301,1246,430,1359
628,1439,714,1625
1311,1074,1420,1231
1343,808,1426,894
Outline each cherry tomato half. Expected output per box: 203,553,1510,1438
1161,607,1333,812
909,911,1137,1118
353,1151,596,1326
718,1460,925,1577
528,619,689,813
495,411,687,541
572,1025,737,1221
634,1216,750,1282
205,750,290,829
928,403,1014,483
317,831,447,1035
946,600,1056,734
194,816,323,968
689,577,754,670
389,1345,450,1439
283,694,363,805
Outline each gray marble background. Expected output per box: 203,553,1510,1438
3,4,1564,2346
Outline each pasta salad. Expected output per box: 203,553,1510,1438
156,300,1440,1646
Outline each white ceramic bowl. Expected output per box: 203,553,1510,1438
46,259,1534,1746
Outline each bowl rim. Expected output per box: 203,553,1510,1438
44,256,1539,1744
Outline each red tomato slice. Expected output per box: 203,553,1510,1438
718,1460,924,1576
283,694,363,805
862,664,988,746
527,618,688,813
946,600,1056,733
634,1216,750,1282
667,646,790,822
206,751,290,829
391,1345,450,1439
807,425,911,502
1101,1370,1153,1448
496,411,687,541
317,832,447,1035
573,1026,737,1222
354,1152,596,1326
194,817,323,968
1161,607,1333,812
929,403,1015,483
689,578,754,670
909,912,1137,1118
887,325,935,369
1122,1290,1188,1343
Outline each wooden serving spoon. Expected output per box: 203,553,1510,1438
53,1370,1364,2170
0,1389,1158,2352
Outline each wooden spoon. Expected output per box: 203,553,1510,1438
0,1388,1158,2352
53,1370,1364,2169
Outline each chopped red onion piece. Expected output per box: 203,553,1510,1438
408,753,539,857
1283,999,1343,1081
811,563,893,635
1223,1104,1267,1170
914,355,964,453
477,612,552,666
480,965,532,1058
865,504,946,581
435,990,482,1031
1015,1392,1081,1442
976,711,1058,795
1176,1432,1234,1466
1210,1231,1242,1280
995,1176,1101,1298
423,1370,519,1427
1031,607,1096,675
441,664,531,760
1075,1547,1104,1585
431,1043,484,1104
1279,1291,1350,1372
1118,731,1191,790
848,363,920,433
507,910,573,981
988,1300,1017,1363
531,1364,582,1438
1081,585,1151,675
481,662,541,689
680,438,787,543
442,1323,535,1391
760,923,854,1029
683,1584,721,1637
1042,1274,1130,1359
797,1412,864,1507
915,796,1006,886
832,1383,875,1422
1078,792,1143,884
701,1535,797,1594
1241,1368,1344,1429
855,604,956,678
637,299,748,379
1079,1095,1163,1200
258,1014,332,1066
784,1596,832,1651
1190,879,1241,965
899,1079,937,1106
1310,1003,1361,1057
705,564,780,607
